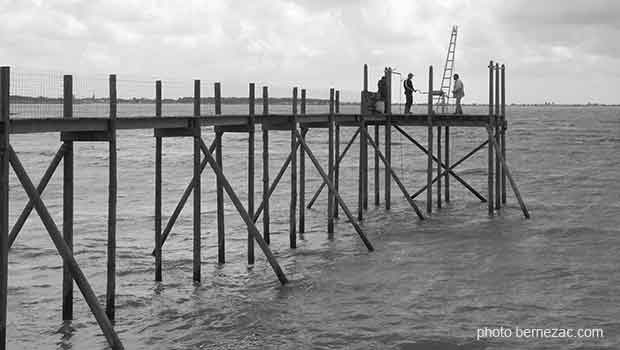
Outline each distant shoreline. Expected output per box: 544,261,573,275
8,96,618,107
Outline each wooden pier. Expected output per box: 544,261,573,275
0,62,528,349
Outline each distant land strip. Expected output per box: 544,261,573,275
9,95,357,105
8,95,618,107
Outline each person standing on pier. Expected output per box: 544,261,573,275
377,76,387,113
403,73,417,114
452,73,464,114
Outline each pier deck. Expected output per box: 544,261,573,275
4,113,495,134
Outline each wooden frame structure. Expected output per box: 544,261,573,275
0,62,529,349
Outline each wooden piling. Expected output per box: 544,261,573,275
363,64,368,91
437,125,441,208
63,75,74,319
363,127,368,211
384,68,392,210
334,90,340,218
495,63,501,210
328,88,335,236
358,90,365,221
501,64,507,205
487,62,494,216
106,74,117,321
248,83,256,263
193,79,201,282
154,81,162,280
374,124,379,206
261,86,270,243
359,68,367,221
290,87,297,249
215,83,225,262
444,126,450,202
299,89,306,234
427,66,433,214
0,66,10,349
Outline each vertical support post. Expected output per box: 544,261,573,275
289,87,297,249
327,88,335,236
374,124,379,206
334,90,340,218
501,64,507,204
106,74,117,321
154,80,162,281
437,125,441,208
495,63,501,210
384,68,392,210
444,126,450,202
488,62,494,216
248,83,256,263
363,64,368,91
299,89,306,234
426,66,433,214
358,90,365,221
193,79,201,282
364,120,368,210
62,75,74,319
359,66,367,221
0,66,10,349
364,64,372,211
261,86,270,243
215,82,225,263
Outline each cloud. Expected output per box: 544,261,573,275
0,0,617,103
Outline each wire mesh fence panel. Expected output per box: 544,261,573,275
116,78,156,118
73,74,109,118
9,70,64,119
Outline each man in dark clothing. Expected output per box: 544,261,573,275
377,76,387,101
403,73,416,114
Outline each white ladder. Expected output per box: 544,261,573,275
436,26,458,113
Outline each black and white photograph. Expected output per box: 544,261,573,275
0,0,618,349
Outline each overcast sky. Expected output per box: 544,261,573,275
1,0,619,103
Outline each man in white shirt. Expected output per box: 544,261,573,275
452,74,464,115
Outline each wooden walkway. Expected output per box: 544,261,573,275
0,62,529,349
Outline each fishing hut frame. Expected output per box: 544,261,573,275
0,61,528,349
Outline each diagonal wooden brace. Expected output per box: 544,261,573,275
362,128,425,220
394,125,486,202
410,140,489,199
197,138,288,284
307,128,360,209
253,140,299,222
488,132,530,219
9,144,66,248
151,139,215,256
8,146,124,349
295,130,374,252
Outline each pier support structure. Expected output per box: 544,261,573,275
0,60,534,349
0,66,10,350
384,67,392,210
62,75,74,319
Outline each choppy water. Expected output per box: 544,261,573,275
5,104,620,349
